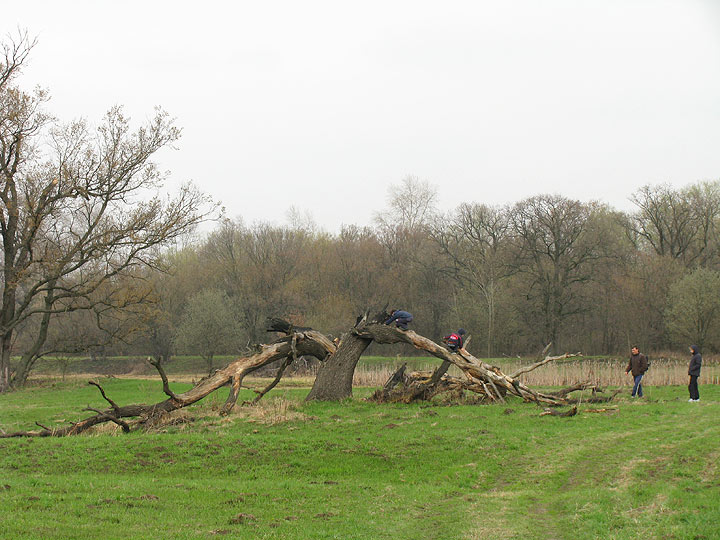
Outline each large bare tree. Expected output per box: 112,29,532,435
0,33,214,390
509,195,606,349
432,203,512,357
627,181,720,267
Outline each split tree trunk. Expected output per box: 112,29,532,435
306,311,385,401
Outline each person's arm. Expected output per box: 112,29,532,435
640,355,648,373
625,358,632,373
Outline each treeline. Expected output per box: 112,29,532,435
26,177,719,367
4,33,720,389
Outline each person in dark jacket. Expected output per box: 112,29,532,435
443,328,466,352
688,345,702,402
625,346,649,397
384,309,413,330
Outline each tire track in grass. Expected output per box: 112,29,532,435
465,399,719,539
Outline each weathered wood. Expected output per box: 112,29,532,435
249,356,293,404
357,323,568,406
510,351,581,379
2,329,335,437
83,407,130,433
540,406,578,417
89,380,122,413
148,359,179,401
550,381,599,398
306,310,386,401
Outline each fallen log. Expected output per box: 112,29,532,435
540,406,578,417
1,327,335,437
356,320,574,406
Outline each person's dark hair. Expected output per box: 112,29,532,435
458,328,466,335
631,345,639,350
690,345,700,354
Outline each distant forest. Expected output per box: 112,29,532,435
3,32,719,390
21,176,720,364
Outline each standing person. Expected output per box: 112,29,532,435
688,345,702,402
625,345,649,398
384,309,413,330
443,328,466,352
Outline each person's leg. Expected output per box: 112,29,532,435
636,375,643,397
632,375,641,397
395,317,410,330
690,375,699,400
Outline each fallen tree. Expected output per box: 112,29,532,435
1,323,334,437
2,312,592,437
369,339,584,405
308,309,581,406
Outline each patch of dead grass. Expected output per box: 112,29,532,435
229,397,310,425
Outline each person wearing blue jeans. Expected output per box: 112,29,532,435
625,346,648,397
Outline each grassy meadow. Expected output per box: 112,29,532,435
1,372,718,540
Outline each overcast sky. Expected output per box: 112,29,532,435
4,1,720,231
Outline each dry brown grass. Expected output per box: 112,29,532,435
506,357,720,388
351,356,720,389
28,354,720,393
229,396,310,425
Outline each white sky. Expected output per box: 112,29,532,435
4,1,720,231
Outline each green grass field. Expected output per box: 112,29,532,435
1,379,718,539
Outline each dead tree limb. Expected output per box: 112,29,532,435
510,350,582,379
88,380,122,414
2,326,335,437
148,358,180,401
83,407,130,433
550,381,599,398
540,405,578,417
581,388,623,404
356,323,569,406
250,356,293,404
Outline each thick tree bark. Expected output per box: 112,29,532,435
306,311,384,401
12,281,57,387
305,331,372,401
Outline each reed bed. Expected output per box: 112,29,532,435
351,356,720,389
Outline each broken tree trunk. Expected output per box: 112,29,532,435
306,310,385,401
356,322,578,406
1,327,335,437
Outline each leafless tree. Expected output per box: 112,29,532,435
0,33,216,390
509,195,605,349
374,175,438,232
432,203,512,356
628,181,720,267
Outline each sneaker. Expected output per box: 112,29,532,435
689,398,695,402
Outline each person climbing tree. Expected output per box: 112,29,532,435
442,328,466,352
384,309,413,330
